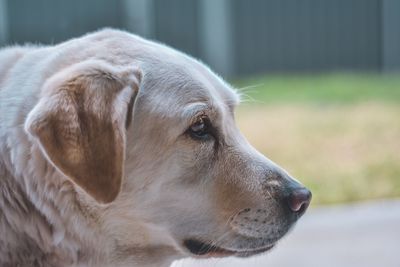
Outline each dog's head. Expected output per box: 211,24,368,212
25,35,311,261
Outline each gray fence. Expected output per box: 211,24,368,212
0,0,399,77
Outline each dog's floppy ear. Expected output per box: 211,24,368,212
25,61,141,203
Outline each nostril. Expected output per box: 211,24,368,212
287,188,312,213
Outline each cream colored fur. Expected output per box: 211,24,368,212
0,29,309,267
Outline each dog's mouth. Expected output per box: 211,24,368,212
183,239,275,258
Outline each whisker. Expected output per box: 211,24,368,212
239,94,266,105
236,83,265,93
201,209,245,254
264,185,280,206
237,92,267,105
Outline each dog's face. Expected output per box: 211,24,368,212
25,38,311,261
106,61,311,258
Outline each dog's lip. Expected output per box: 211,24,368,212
183,239,275,258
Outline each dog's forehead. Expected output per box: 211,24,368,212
141,61,239,118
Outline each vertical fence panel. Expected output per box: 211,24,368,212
153,0,199,57
199,0,234,76
383,0,400,71
0,0,8,45
121,0,154,38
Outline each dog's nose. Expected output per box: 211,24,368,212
286,188,312,213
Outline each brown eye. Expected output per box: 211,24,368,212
188,117,211,140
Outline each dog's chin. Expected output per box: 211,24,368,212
183,239,275,258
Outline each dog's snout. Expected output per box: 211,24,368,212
285,188,312,214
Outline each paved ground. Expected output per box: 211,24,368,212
173,200,400,267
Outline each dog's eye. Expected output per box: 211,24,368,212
188,117,211,140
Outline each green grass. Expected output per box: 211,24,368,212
231,73,400,205
232,73,400,104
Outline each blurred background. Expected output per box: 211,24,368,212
1,0,399,266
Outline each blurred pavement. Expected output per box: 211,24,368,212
173,200,400,267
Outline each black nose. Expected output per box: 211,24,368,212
286,188,312,213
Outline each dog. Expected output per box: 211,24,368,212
0,29,311,267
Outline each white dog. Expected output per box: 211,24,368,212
0,29,311,267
